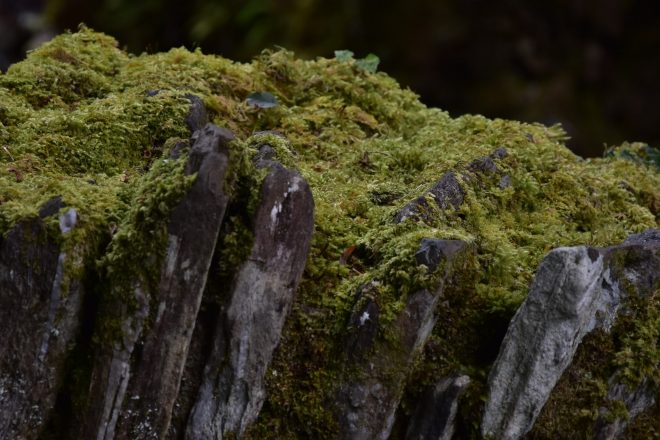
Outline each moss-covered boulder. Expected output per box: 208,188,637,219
0,28,658,439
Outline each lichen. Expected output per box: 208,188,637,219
1,27,658,439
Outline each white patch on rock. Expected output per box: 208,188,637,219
59,208,77,234
359,311,370,326
270,202,282,229
164,235,180,278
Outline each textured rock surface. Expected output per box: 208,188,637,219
0,201,83,439
482,230,660,440
186,151,314,439
336,239,469,440
394,148,507,223
405,375,471,440
81,124,232,440
594,377,656,440
0,29,659,440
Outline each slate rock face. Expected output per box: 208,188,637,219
81,123,233,440
394,148,508,223
185,146,315,439
405,375,471,440
482,230,660,440
336,238,469,440
594,377,656,440
0,202,83,440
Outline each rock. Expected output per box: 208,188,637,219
394,172,464,223
594,377,656,440
38,195,64,217
344,282,381,361
336,238,469,440
467,156,497,174
394,148,508,223
184,94,208,132
80,123,233,440
498,175,511,189
405,375,471,440
481,230,660,440
415,238,468,272
0,199,85,439
2,30,659,440
185,149,314,439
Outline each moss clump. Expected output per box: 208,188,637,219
1,28,658,438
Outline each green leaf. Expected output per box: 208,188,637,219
356,53,380,73
246,91,278,109
334,50,354,62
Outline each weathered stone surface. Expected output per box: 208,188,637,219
394,172,464,223
394,148,507,223
0,200,84,439
184,94,208,132
344,282,381,362
185,154,314,439
415,238,467,272
81,123,232,440
594,377,656,440
482,230,660,440
405,375,471,440
336,238,469,440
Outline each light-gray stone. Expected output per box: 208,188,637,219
482,231,660,440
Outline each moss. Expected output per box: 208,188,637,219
1,28,658,438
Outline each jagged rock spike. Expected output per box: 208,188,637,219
0,201,84,439
482,230,660,440
81,123,233,440
185,153,314,439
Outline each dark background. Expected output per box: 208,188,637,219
2,0,659,157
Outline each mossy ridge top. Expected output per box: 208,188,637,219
0,28,658,437
0,25,657,329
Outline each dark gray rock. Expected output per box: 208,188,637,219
491,147,508,159
184,94,208,132
185,157,314,439
336,238,469,440
482,230,660,440
594,377,656,440
394,148,508,223
394,172,464,223
0,201,84,439
81,123,233,440
498,175,511,189
405,375,471,440
345,282,381,361
468,156,497,174
415,238,468,272
253,144,276,164
38,195,64,217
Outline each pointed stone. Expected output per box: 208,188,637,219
481,230,660,440
81,123,233,440
0,200,85,439
336,238,469,440
406,375,471,440
185,156,314,439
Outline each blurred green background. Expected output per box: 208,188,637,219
2,0,659,157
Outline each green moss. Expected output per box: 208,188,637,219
1,28,658,438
